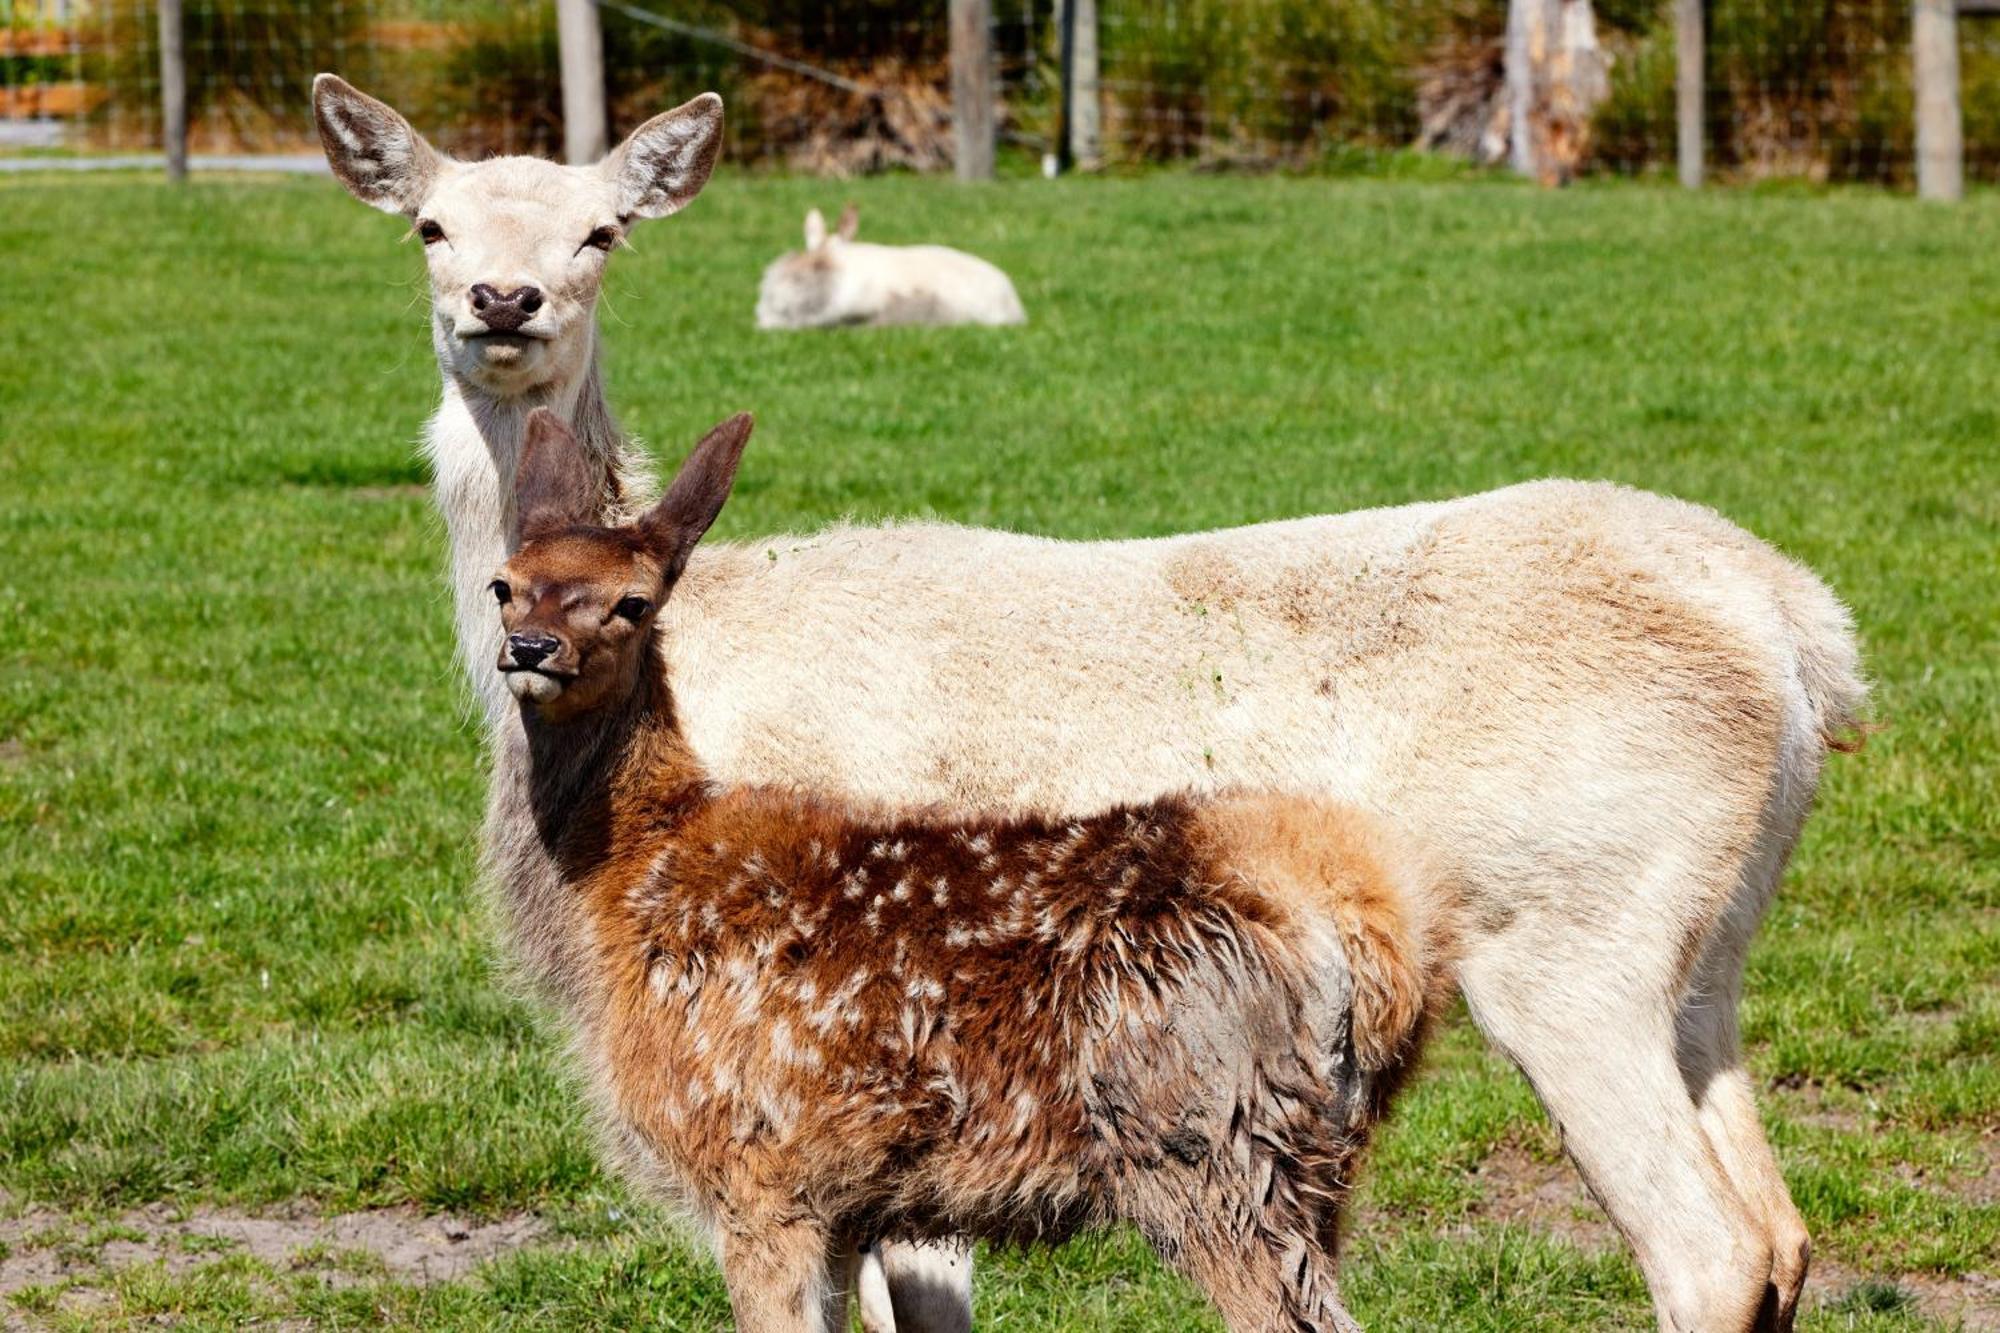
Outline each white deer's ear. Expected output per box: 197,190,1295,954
312,73,443,216
603,93,723,221
804,208,827,249
835,203,858,242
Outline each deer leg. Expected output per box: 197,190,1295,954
1461,940,1774,1333
875,1239,974,1333
717,1215,838,1333
1679,916,1810,1333
1163,1216,1362,1333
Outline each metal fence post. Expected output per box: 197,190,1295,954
1676,0,1704,187
557,0,609,164
157,0,186,182
1914,0,1964,201
950,0,995,181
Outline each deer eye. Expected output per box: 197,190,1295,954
490,580,512,605
582,225,618,253
417,219,446,245
613,595,651,621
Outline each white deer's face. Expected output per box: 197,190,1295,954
412,157,623,393
313,74,723,399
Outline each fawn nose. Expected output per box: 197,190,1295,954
470,284,544,333
507,632,560,669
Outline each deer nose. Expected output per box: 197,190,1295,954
470,284,544,333
507,632,560,668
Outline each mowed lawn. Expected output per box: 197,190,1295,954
0,167,1994,1331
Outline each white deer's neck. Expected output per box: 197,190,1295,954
422,331,649,730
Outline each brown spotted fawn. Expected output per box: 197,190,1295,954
490,407,1450,1333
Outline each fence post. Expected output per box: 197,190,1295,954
1676,0,1704,187
1056,0,1074,173
950,0,995,181
157,0,186,182
1069,0,1100,169
1503,0,1546,178
557,0,609,165
1913,0,1963,201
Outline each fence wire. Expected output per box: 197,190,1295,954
2,0,1996,183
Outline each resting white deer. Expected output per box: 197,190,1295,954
755,204,1027,330
315,73,1865,1333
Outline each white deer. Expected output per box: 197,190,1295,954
754,204,1027,329
315,73,1865,1333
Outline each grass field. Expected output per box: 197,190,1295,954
0,166,1995,1331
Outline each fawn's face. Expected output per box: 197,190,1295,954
314,74,723,396
492,533,665,722
490,406,752,722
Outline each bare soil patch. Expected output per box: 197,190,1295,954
1,1200,548,1317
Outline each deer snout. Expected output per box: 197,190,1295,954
470,284,544,334
506,631,560,669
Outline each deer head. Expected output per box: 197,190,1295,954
313,74,723,398
491,408,751,721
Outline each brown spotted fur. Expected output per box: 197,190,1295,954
492,408,1445,1332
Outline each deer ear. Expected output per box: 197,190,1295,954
803,208,827,249
313,73,443,216
640,413,753,579
514,409,598,543
603,93,723,221
836,202,858,241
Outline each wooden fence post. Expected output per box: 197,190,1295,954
1504,0,1557,179
1070,0,1100,169
950,0,995,181
157,0,186,182
557,0,609,164
1914,0,1963,201
1676,0,1704,187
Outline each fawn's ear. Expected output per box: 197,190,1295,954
313,74,443,216
835,202,858,242
514,409,598,543
603,93,723,221
640,413,754,580
803,208,827,249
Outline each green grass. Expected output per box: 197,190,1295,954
1,167,1994,1330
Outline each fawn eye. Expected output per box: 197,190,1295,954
613,595,650,621
582,225,618,254
490,580,511,605
417,219,446,245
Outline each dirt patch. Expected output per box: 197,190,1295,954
1772,1078,1867,1134
1812,1255,2000,1331
1454,1139,1617,1252
1955,1131,2000,1209
0,739,26,767
0,1201,549,1304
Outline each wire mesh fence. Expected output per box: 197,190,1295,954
3,0,1997,183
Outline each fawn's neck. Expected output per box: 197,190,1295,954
517,643,711,887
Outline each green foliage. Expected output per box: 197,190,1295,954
84,0,369,149
1100,0,1490,162
1587,0,2000,184
0,168,1993,1330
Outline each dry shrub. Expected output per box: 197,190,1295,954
740,59,951,175
1415,35,1507,164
